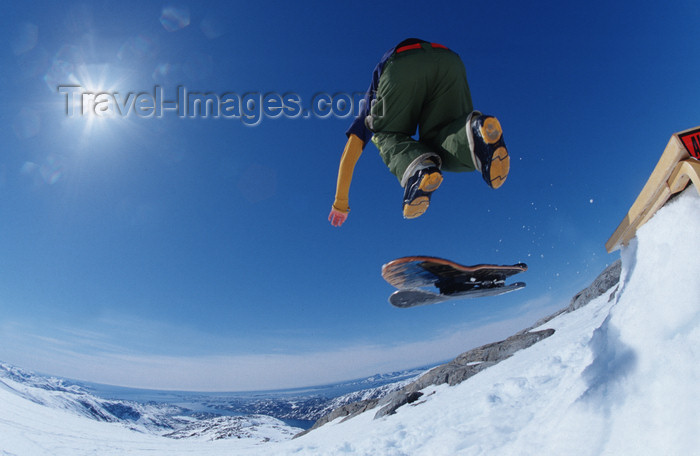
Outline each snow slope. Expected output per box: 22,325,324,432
1,189,699,456
282,189,700,456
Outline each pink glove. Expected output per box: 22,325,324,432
328,208,348,227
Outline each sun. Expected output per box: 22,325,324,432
55,62,136,143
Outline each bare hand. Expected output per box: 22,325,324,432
328,208,348,227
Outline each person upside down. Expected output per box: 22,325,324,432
329,38,510,227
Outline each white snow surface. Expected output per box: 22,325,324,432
1,189,699,456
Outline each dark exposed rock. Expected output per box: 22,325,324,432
568,260,621,312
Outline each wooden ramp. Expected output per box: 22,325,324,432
606,125,700,253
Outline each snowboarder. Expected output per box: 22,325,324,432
329,38,509,227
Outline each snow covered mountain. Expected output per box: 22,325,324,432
0,362,302,442
0,363,184,431
1,189,698,455
164,366,428,423
0,360,426,440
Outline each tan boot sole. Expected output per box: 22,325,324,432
419,171,443,193
480,117,503,144
489,146,509,189
403,196,430,219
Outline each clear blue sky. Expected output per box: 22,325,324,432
0,0,698,391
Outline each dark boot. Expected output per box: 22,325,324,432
467,112,509,189
402,165,443,219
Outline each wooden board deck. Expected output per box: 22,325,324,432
606,126,700,253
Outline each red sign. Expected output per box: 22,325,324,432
678,127,700,160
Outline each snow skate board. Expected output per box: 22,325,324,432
382,256,527,308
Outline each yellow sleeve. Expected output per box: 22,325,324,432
332,134,364,213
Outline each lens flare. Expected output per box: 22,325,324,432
160,6,190,32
